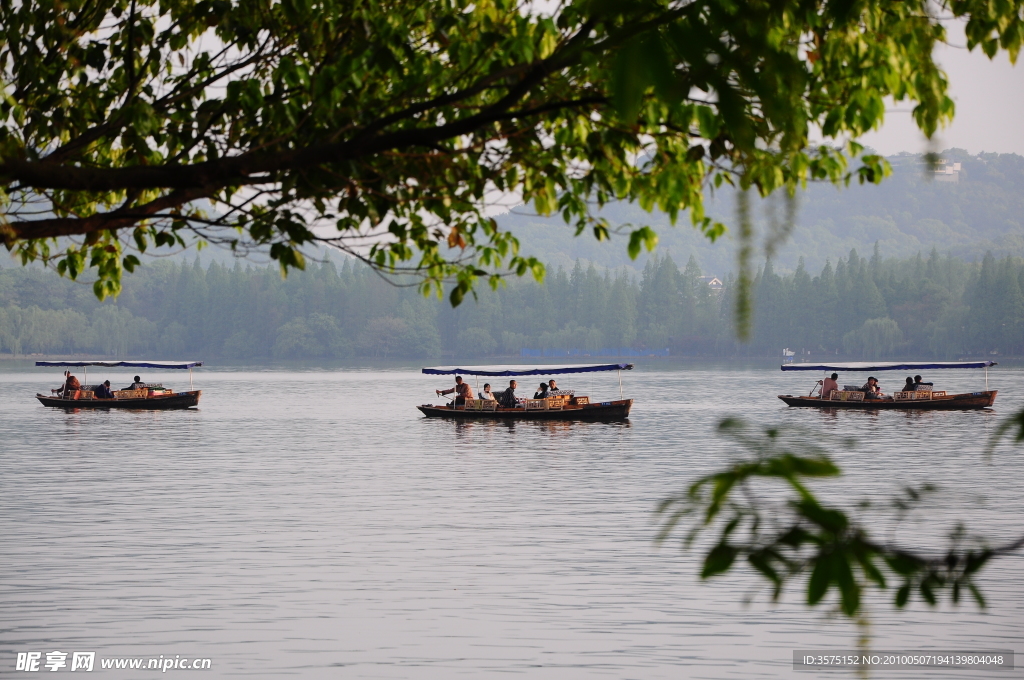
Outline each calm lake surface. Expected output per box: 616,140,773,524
2,362,1022,679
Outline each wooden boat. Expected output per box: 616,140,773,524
778,360,998,410
35,360,203,411
419,363,634,421
36,390,201,410
418,398,633,421
778,391,996,410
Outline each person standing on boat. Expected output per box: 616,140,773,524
480,383,496,401
437,375,474,406
94,380,115,399
496,380,518,408
820,373,839,399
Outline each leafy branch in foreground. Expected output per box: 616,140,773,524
656,417,1024,619
2,0,1022,302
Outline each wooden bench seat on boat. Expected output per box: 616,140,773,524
894,390,949,400
114,389,148,399
830,390,865,401
463,399,498,411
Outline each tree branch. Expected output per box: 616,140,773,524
1,188,210,242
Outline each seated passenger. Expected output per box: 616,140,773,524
911,374,933,391
533,382,549,399
94,380,115,399
902,376,916,394
861,376,885,398
125,375,146,390
496,380,518,408
820,373,839,399
547,379,572,396
480,383,496,401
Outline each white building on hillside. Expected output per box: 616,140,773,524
934,159,962,183
698,275,724,290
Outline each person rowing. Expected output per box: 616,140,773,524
436,375,474,406
820,373,839,399
53,370,81,398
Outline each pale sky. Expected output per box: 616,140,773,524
859,23,1024,156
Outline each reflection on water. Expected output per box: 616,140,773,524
1,365,1022,679
443,416,633,441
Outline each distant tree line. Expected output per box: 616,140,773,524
749,246,1024,359
1,247,1022,360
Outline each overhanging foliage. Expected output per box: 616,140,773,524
1,0,1022,301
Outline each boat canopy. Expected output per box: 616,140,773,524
781,361,996,372
36,360,203,369
422,363,634,377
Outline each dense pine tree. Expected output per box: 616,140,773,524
1,249,1023,360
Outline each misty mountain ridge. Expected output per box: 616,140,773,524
497,149,1024,278
5,150,1021,282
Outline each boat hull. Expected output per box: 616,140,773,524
36,391,202,410
778,391,996,410
418,399,632,421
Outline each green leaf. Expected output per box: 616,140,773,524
885,553,922,576
895,583,911,608
795,500,848,533
967,582,987,609
920,579,937,606
626,226,658,260
701,543,738,579
695,106,721,140
857,554,886,588
807,555,831,605
834,555,860,616
449,284,465,307
610,36,649,124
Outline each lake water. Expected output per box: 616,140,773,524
2,362,1022,679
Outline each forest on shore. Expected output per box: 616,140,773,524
2,245,1022,361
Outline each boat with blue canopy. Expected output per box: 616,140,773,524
777,361,997,410
35,360,203,410
418,363,634,420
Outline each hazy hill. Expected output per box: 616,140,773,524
5,151,1021,281
497,150,1024,278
